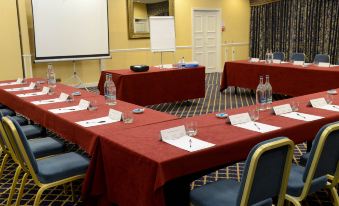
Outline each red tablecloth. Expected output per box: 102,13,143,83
82,90,339,206
220,60,339,96
98,67,206,106
0,79,177,154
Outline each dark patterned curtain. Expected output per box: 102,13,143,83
250,0,339,64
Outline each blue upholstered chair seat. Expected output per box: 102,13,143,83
28,137,64,159
21,125,45,139
287,164,327,197
299,152,310,166
190,179,272,206
11,116,28,126
37,152,89,184
0,108,15,116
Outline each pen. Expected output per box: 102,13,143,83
189,139,192,148
253,122,261,130
296,113,306,119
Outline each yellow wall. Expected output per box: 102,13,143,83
0,0,23,81
1,0,250,84
133,2,148,19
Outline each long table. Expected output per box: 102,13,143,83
220,60,339,96
98,66,206,106
1,79,339,206
82,91,339,206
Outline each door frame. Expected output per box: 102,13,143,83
192,8,222,73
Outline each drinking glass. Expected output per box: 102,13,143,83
185,121,198,137
291,101,299,112
325,94,333,104
249,108,259,121
122,111,134,124
88,100,98,111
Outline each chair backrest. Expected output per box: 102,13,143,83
236,137,294,206
2,117,39,175
313,54,330,64
303,122,339,182
273,52,285,61
0,116,20,162
291,53,305,62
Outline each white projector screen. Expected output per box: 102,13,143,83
150,16,176,52
31,0,110,62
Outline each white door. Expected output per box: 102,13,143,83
192,10,221,73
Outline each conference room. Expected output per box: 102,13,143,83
0,0,338,205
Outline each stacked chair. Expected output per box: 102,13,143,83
290,53,306,62
0,113,89,205
313,54,330,65
273,52,285,61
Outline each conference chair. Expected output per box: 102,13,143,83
285,122,339,206
313,54,330,65
0,111,44,138
0,103,6,109
273,52,285,61
0,117,64,185
290,53,306,62
2,116,89,206
0,108,28,126
190,137,294,206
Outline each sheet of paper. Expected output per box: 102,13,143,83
317,104,339,112
234,121,281,133
293,61,304,66
31,98,65,105
109,109,122,121
279,112,323,122
310,98,328,108
273,104,293,115
59,92,69,101
76,116,119,128
250,58,259,63
318,62,330,67
17,92,46,97
272,59,281,64
49,106,85,114
229,113,251,125
155,64,173,69
0,81,23,87
5,86,33,92
160,125,215,152
330,65,339,68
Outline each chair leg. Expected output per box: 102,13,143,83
329,187,339,206
7,166,22,206
285,195,302,206
15,172,28,206
33,186,46,206
0,154,9,178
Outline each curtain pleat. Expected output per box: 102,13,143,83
250,0,339,64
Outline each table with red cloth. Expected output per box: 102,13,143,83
98,66,206,106
82,90,339,206
220,60,339,96
0,79,177,154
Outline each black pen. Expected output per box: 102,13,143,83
296,113,306,119
253,122,261,130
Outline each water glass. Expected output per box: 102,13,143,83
291,101,299,112
325,94,333,104
88,100,98,111
249,108,259,121
122,111,134,124
185,121,198,137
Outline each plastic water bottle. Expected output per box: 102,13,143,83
104,74,117,106
47,64,56,94
269,50,273,63
256,76,266,111
265,75,272,109
178,57,185,68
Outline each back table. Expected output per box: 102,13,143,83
220,60,339,96
1,79,339,206
98,66,206,106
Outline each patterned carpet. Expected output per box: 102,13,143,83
0,73,336,205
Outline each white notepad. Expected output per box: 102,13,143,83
234,121,280,133
76,116,119,128
279,112,323,122
49,99,90,114
317,104,339,112
161,125,215,152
